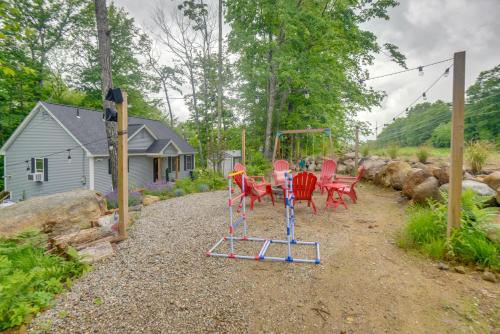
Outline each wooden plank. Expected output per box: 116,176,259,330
117,91,128,239
447,51,466,238
280,128,326,135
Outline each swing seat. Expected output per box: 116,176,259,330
272,160,290,187
316,159,337,194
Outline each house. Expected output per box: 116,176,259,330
0,102,196,201
209,150,242,177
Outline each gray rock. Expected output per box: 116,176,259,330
375,161,411,190
361,158,386,181
454,266,466,274
412,176,440,204
402,169,431,199
440,180,496,197
438,262,449,271
481,271,496,283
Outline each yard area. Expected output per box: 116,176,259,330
28,183,499,334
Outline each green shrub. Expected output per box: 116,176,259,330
465,141,491,174
361,144,370,157
416,146,431,163
246,151,271,176
174,188,185,197
197,183,209,192
398,189,499,272
431,122,451,148
0,231,88,330
386,145,399,159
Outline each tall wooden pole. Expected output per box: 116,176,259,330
117,91,128,239
447,51,466,238
241,128,246,165
354,125,359,172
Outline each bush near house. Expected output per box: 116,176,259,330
398,189,500,272
0,231,88,330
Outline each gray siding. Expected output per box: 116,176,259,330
128,128,155,149
160,154,194,181
93,157,113,194
5,107,90,201
93,156,155,192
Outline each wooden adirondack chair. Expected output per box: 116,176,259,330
234,172,275,210
272,159,290,187
335,166,365,203
316,159,337,194
292,172,317,214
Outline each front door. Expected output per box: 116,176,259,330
153,158,159,182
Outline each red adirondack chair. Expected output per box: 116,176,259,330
272,159,290,187
233,162,269,185
316,159,337,194
334,166,365,203
234,172,275,210
292,172,317,214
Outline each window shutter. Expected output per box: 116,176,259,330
43,158,48,181
31,158,35,173
184,155,187,171
108,159,111,174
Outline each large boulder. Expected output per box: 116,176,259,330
361,158,386,181
412,176,440,204
412,162,428,170
402,168,432,199
496,187,500,205
432,166,450,185
440,180,496,197
375,161,411,190
344,159,356,174
482,215,500,243
482,171,500,191
0,190,107,237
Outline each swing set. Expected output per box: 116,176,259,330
271,128,334,165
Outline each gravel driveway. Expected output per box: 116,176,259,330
29,185,500,333
30,191,249,334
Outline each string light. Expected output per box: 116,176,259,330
255,97,260,104
418,66,424,76
422,92,427,101
304,91,310,99
444,68,450,78
363,57,452,82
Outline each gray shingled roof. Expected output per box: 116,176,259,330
42,102,195,155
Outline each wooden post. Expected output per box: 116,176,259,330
176,156,179,180
241,128,246,165
447,51,466,238
272,135,279,165
354,125,359,172
116,91,128,239
157,158,161,181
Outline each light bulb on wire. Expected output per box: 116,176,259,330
418,66,424,76
422,92,427,101
444,68,450,78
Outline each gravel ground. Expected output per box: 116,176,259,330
29,191,249,334
29,185,500,334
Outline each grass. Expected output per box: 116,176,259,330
465,141,492,174
416,146,431,163
0,230,88,330
398,189,500,272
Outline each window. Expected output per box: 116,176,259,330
35,158,44,173
184,155,193,170
167,157,174,172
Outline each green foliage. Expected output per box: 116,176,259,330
0,231,88,330
246,151,271,176
465,141,492,174
398,190,500,272
415,146,431,163
174,188,186,197
361,144,370,157
386,145,399,159
431,122,451,148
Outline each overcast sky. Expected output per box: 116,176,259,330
116,0,500,139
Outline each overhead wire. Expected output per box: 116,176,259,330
363,58,453,82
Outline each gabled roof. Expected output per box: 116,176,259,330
0,101,196,156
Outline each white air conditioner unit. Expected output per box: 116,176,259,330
31,173,43,182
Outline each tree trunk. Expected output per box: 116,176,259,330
264,34,276,159
187,66,204,166
94,0,118,190
216,0,223,168
161,79,174,127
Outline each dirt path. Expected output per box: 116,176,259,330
30,183,499,334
